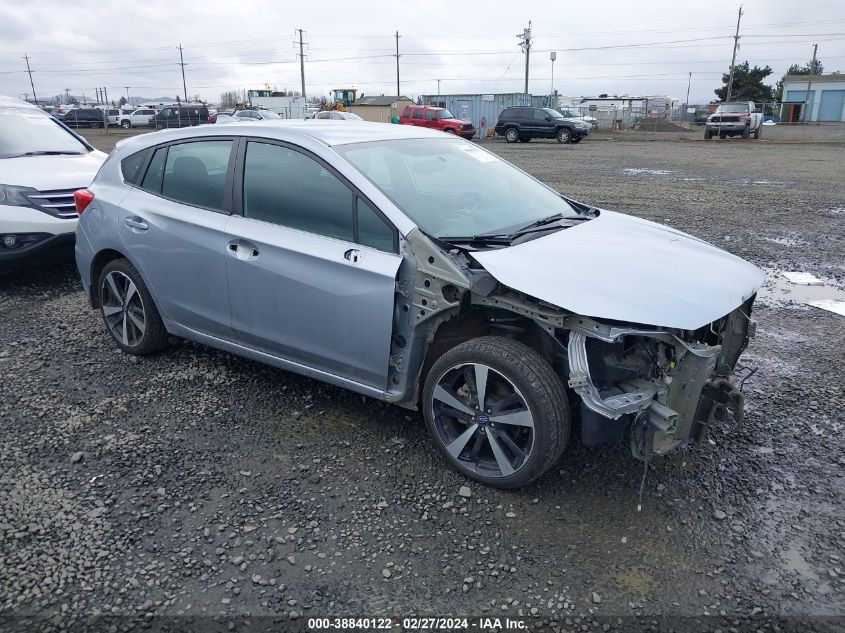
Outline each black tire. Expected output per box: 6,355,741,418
444,128,457,135
719,131,727,139
704,129,713,140
120,119,131,129
754,125,763,139
571,137,582,144
556,128,571,144
98,258,169,356
742,126,751,139
422,336,570,489
89,121,100,129
504,128,519,143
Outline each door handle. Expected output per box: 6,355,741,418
227,240,260,260
344,248,362,263
124,217,148,231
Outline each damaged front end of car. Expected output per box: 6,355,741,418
386,219,762,463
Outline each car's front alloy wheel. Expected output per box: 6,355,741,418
98,259,169,355
423,336,570,488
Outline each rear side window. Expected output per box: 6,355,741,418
121,149,148,184
412,109,423,120
243,141,354,242
161,140,233,210
140,147,166,192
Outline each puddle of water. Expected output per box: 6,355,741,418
756,269,845,309
761,236,806,248
622,168,672,176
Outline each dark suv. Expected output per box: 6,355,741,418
59,108,106,129
152,105,210,129
494,107,591,144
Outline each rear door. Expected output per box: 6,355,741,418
119,138,236,339
225,139,401,390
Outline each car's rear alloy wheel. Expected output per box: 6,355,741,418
505,128,519,143
423,336,570,488
99,259,169,355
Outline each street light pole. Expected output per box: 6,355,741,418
549,51,557,107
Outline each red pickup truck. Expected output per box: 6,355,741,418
400,105,475,139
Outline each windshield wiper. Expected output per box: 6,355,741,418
11,151,85,158
437,234,514,246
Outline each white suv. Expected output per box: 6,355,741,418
117,108,157,129
0,95,107,266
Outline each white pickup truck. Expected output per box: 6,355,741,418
704,101,763,140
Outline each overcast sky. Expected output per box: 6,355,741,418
1,0,843,105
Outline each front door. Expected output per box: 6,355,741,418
119,138,235,339
225,139,401,390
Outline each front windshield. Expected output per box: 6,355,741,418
0,109,89,158
335,138,578,239
543,108,564,119
716,104,749,113
342,112,362,120
564,109,581,117
437,108,456,119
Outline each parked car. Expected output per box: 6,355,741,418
558,107,598,128
118,108,157,129
151,105,210,129
495,107,591,144
399,105,475,139
232,109,280,121
0,95,106,265
59,108,107,129
705,102,763,139
207,109,218,124
313,111,362,120
96,108,123,127
75,122,763,488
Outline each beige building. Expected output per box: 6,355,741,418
348,96,414,123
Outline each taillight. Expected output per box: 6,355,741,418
74,189,95,215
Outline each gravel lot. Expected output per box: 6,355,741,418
1,134,843,632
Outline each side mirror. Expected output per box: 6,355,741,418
545,116,552,121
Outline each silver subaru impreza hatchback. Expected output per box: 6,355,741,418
75,122,764,488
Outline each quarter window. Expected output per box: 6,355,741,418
356,198,394,252
121,149,148,184
243,141,354,242
160,140,233,210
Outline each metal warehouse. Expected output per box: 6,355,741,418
418,93,543,139
780,74,845,122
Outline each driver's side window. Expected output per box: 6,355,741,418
533,109,548,121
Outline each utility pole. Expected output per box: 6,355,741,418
685,72,692,121
178,44,188,103
296,29,307,100
23,54,37,106
394,31,401,97
802,43,818,123
549,51,557,106
517,22,532,95
125,86,130,105
725,5,743,101
64,88,70,103
103,87,109,105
